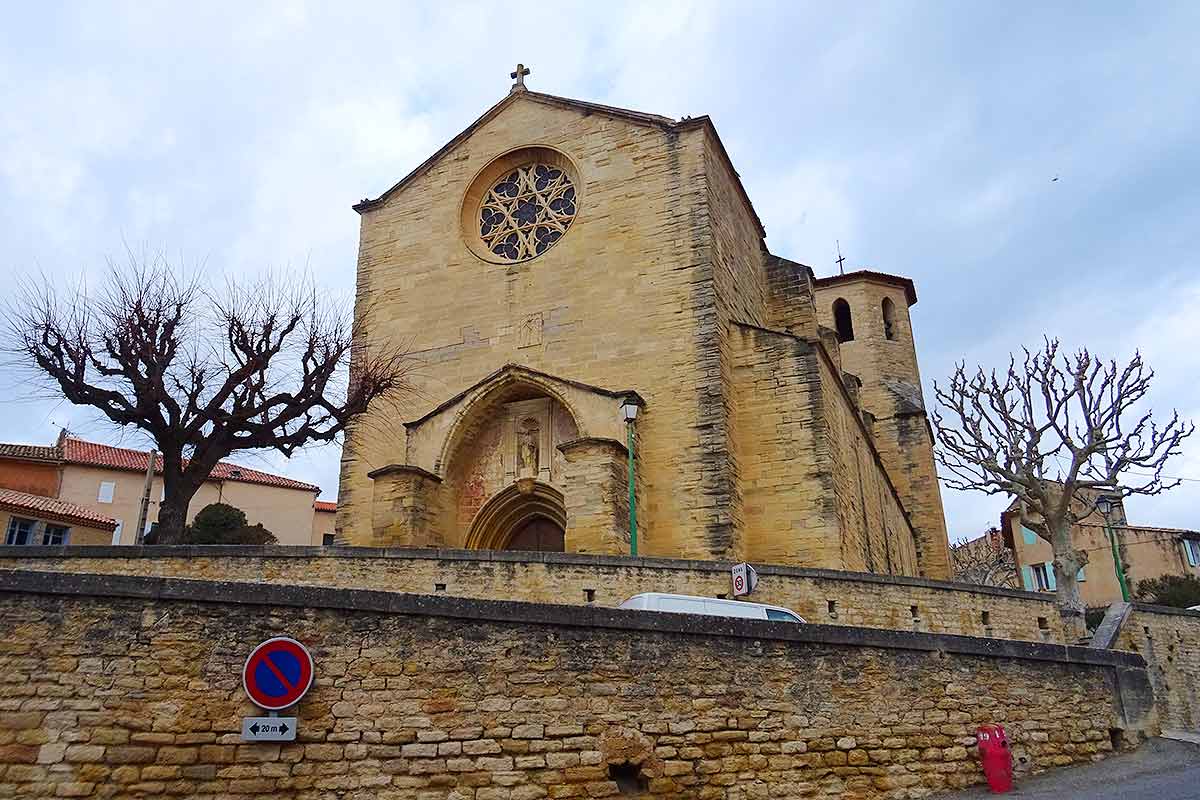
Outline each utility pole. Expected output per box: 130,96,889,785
134,449,156,545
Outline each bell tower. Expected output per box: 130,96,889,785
812,270,951,579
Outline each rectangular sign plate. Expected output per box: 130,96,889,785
241,716,297,742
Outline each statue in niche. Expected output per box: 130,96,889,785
517,418,540,476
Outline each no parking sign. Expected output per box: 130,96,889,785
242,637,314,711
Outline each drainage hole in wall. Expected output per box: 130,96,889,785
584,588,596,603
608,763,647,794
1109,728,1124,751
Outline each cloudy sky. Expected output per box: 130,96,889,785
2,2,1197,537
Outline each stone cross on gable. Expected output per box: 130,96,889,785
510,63,531,92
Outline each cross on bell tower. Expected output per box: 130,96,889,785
510,63,531,93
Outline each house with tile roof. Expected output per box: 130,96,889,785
999,491,1200,606
0,487,118,547
0,433,332,546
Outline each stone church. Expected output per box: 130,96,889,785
337,67,951,579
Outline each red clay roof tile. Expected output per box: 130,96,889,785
59,438,320,493
0,487,118,531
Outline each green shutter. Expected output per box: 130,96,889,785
1077,567,1086,582
1021,566,1035,590
1185,541,1198,567
1022,526,1038,545
1046,564,1057,590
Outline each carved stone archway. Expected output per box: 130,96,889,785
464,481,567,551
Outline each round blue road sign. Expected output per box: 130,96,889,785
242,637,314,711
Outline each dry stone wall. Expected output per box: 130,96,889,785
1117,604,1200,732
1,546,1067,644
0,571,1153,799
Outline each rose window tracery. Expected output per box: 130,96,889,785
478,163,577,262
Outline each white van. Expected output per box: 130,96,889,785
619,592,806,623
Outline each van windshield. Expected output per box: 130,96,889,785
765,609,802,623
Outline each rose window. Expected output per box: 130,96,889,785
478,163,577,262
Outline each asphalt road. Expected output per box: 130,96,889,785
939,737,1200,800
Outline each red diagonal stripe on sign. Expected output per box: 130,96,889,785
260,652,296,693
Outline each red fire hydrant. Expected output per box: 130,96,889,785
976,724,1014,793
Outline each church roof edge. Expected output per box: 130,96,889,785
812,270,918,306
351,91,768,239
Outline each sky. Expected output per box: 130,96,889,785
1,2,1198,538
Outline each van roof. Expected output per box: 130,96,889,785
624,592,792,611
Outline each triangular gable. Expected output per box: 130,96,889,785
353,90,676,215
351,89,766,238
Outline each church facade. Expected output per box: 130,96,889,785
337,74,951,579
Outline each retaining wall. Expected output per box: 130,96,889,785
0,545,1067,642
0,570,1155,799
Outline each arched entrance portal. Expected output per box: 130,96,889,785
505,516,565,552
464,481,567,552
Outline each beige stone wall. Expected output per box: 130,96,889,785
816,342,921,577
341,97,715,562
340,93,952,579
0,549,1067,643
730,323,919,575
813,278,950,578
0,573,1149,799
56,464,317,546
1118,605,1200,732
0,511,111,546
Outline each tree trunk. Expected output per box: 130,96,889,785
1050,519,1088,642
156,470,201,545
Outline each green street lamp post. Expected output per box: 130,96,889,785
1097,496,1131,602
619,396,642,557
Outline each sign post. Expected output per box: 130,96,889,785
731,562,759,597
241,637,314,742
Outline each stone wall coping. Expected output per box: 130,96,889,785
0,569,1142,670
1131,602,1200,619
0,545,1057,602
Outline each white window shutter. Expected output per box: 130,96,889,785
98,481,115,503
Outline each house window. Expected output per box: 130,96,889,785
322,533,336,546
5,517,36,545
881,297,897,340
42,525,69,545
98,481,116,504
1031,562,1054,592
833,299,854,343
111,520,123,546
1184,539,1200,568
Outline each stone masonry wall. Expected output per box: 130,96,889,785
0,547,1066,644
815,342,920,578
729,323,919,577
0,571,1152,799
1118,604,1200,732
341,95,718,563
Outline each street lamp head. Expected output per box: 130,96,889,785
1096,496,1113,516
619,394,644,423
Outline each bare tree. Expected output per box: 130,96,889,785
950,528,1018,589
7,257,413,542
933,339,1192,638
